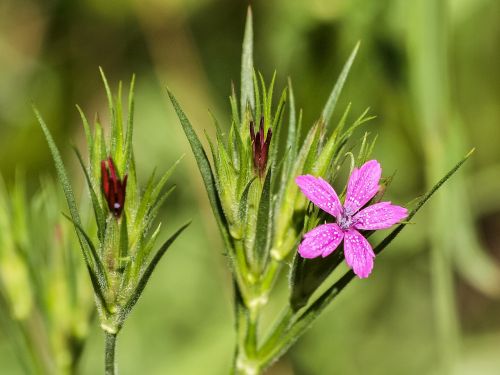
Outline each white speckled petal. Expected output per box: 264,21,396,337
344,229,375,278
344,160,382,214
353,202,408,230
295,175,342,218
298,223,344,259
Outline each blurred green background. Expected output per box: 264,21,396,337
1,0,500,373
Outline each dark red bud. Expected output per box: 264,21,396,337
249,116,272,178
101,157,127,218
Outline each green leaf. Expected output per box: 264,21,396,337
120,222,190,321
76,104,93,163
253,170,272,271
35,108,86,256
134,168,157,230
321,42,360,127
230,83,240,127
61,213,109,313
265,71,277,130
314,104,351,175
73,146,106,241
151,155,183,204
35,108,79,222
99,67,116,154
61,213,105,278
119,214,129,273
302,122,323,174
125,74,136,173
148,185,176,226
238,177,256,223
115,80,125,170
35,107,110,313
270,88,287,158
91,121,106,183
240,6,254,116
284,78,297,175
167,90,232,249
252,70,261,124
373,149,475,256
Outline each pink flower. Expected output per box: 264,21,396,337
295,160,407,278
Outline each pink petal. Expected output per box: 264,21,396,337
353,202,408,230
295,175,342,218
343,229,375,278
344,160,382,214
298,223,344,259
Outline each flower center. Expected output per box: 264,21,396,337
338,211,354,231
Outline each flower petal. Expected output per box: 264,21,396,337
353,202,408,230
298,223,344,259
343,229,375,278
295,175,342,218
344,160,382,214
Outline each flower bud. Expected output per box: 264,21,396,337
249,116,272,178
101,157,127,218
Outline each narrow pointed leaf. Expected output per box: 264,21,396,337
151,155,183,203
61,213,106,281
76,105,93,161
125,74,136,172
35,108,81,226
167,90,232,248
321,42,360,126
149,185,176,225
115,80,125,169
35,108,98,270
284,78,297,175
61,213,109,314
252,70,261,124
238,177,256,222
240,6,254,116
134,168,157,228
373,149,475,255
230,84,240,126
99,67,117,153
73,146,106,241
119,214,129,273
253,169,272,271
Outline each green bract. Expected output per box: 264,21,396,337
35,71,189,374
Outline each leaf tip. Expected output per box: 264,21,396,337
466,148,476,158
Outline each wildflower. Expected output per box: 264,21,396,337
250,116,272,178
295,160,408,278
101,157,127,218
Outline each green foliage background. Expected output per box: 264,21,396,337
1,0,500,373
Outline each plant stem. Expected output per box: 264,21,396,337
245,307,258,358
105,332,117,375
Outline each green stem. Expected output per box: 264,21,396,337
105,332,117,375
244,307,259,358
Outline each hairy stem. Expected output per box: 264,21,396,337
105,332,117,375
